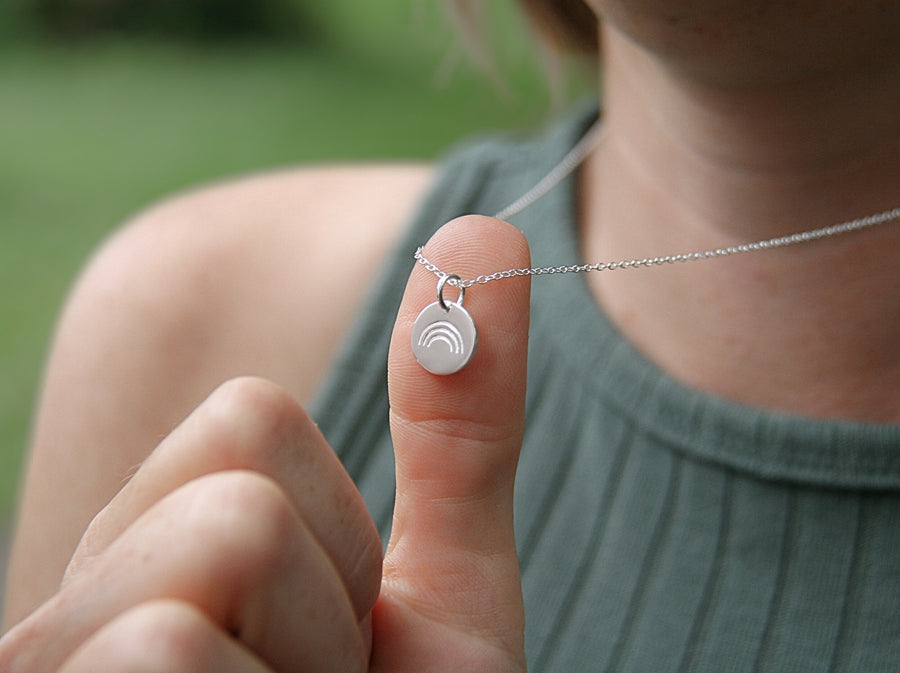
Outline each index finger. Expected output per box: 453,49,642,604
65,377,382,621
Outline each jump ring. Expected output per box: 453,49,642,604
437,274,465,311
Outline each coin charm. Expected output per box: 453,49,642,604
411,275,478,375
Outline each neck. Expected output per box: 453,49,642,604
582,27,900,422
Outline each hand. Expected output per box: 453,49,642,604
0,377,384,672
0,214,531,672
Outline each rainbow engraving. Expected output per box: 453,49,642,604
416,320,464,354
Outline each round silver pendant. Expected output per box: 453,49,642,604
411,301,478,375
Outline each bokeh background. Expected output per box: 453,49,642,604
0,0,590,571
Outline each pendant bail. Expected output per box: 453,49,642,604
437,274,465,312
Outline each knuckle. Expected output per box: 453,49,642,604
208,376,301,434
186,470,301,579
93,600,221,672
201,377,316,466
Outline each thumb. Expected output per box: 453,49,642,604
381,215,530,667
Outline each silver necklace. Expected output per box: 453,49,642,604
410,120,900,375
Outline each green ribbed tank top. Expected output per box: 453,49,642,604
311,105,900,673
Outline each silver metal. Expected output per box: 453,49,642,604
411,279,478,375
436,273,464,312
492,119,606,221
415,207,900,290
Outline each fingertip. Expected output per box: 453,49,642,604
395,215,530,321
389,215,531,423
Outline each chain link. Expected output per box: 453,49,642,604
414,117,899,289
414,207,900,289
492,120,606,222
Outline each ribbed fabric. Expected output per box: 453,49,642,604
311,105,900,672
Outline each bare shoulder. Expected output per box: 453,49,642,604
77,162,433,404
4,163,432,622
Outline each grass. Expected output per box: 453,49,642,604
0,1,592,520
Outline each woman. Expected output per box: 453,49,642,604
2,0,898,670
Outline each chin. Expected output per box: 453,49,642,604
594,0,894,87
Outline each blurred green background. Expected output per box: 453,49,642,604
0,0,590,523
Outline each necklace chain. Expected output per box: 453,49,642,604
491,120,606,222
410,120,899,375
415,207,900,289
415,120,899,289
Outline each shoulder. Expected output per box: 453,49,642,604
70,163,434,406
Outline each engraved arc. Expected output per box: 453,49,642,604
418,320,465,354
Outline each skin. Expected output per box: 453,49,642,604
2,0,898,670
582,0,900,420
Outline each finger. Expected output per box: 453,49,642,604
1,471,368,673
59,600,272,673
65,377,381,621
383,216,530,651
